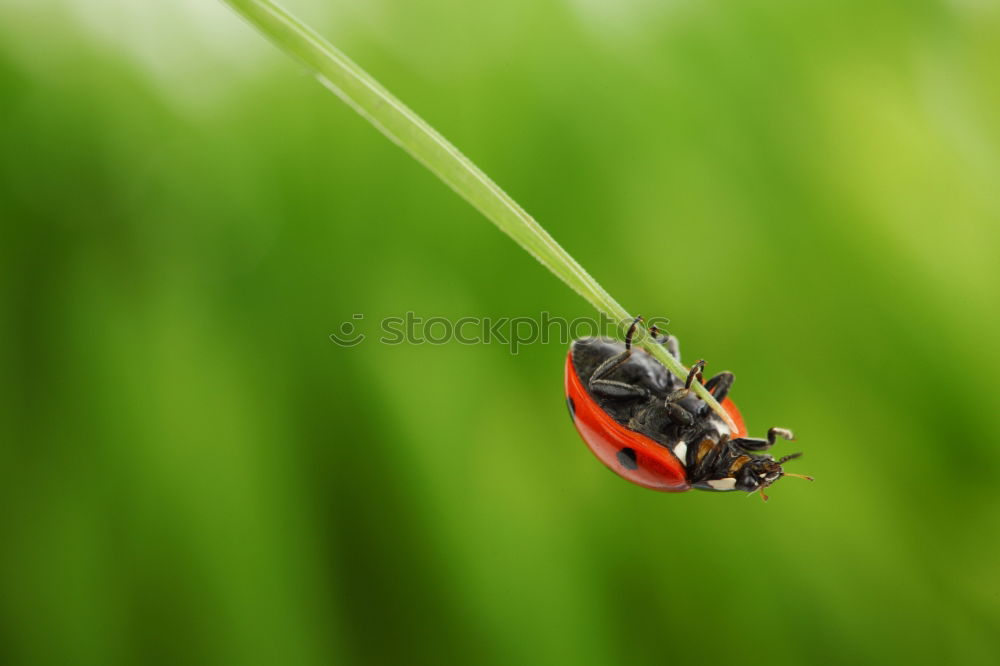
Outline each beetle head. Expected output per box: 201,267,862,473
735,453,812,500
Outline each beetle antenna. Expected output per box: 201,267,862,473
777,452,802,464
784,473,815,481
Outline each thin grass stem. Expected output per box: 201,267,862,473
220,0,737,431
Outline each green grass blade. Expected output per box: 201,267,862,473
220,0,737,431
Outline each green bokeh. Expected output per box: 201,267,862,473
2,1,999,665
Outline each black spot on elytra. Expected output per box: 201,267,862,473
617,447,638,470
566,395,576,418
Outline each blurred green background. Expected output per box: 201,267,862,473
2,1,999,664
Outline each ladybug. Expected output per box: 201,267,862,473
565,317,811,499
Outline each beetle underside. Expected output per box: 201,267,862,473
570,331,809,498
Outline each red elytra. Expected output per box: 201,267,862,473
564,348,747,492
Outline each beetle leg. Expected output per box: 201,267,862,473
657,361,703,425
704,371,734,403
662,359,706,404
731,437,769,451
732,427,795,451
589,379,650,400
631,399,692,431
686,360,706,388
664,388,689,403
652,360,705,424
661,395,694,424
629,402,665,431
588,352,631,385
663,402,694,426
588,316,642,390
648,325,680,362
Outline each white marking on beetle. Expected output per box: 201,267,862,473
710,419,730,437
707,477,737,491
673,441,687,466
